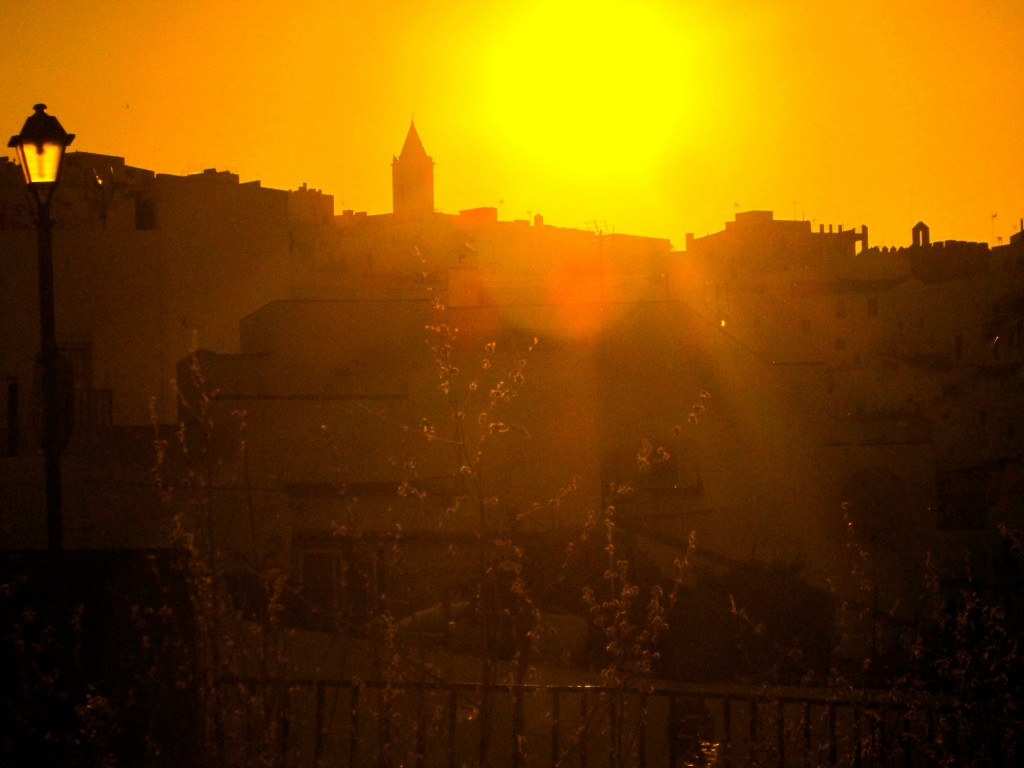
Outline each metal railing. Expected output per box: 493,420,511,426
213,677,1009,768
74,387,112,432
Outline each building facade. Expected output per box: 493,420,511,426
2,128,1021,660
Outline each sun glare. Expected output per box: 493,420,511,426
480,1,715,184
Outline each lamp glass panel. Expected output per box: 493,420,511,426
18,142,63,185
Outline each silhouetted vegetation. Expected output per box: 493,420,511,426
0,550,197,768
5,309,1024,767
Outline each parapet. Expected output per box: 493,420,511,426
458,207,499,227
734,210,774,223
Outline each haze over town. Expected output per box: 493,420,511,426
3,0,1022,249
3,3,1024,765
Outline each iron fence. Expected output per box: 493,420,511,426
213,676,1012,768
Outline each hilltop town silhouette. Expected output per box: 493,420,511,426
2,121,1022,764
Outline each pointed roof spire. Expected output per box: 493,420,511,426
392,120,434,215
400,120,428,160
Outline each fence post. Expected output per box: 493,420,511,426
802,700,812,766
279,686,291,768
608,692,619,768
416,684,426,768
580,689,589,768
828,703,837,767
722,696,732,768
550,689,561,768
853,708,862,768
513,685,525,768
637,692,647,768
749,698,759,764
668,695,677,768
776,699,785,768
448,686,458,768
349,683,360,768
315,681,325,767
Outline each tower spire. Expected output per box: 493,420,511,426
400,120,428,160
392,121,434,215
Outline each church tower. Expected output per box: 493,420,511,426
391,121,434,216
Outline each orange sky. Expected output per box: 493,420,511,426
3,0,1021,250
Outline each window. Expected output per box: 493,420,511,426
135,198,157,230
59,341,93,388
301,544,383,631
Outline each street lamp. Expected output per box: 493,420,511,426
9,104,75,551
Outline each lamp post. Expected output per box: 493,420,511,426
8,104,75,552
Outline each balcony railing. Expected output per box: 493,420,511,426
74,387,113,432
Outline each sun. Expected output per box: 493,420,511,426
478,1,716,184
